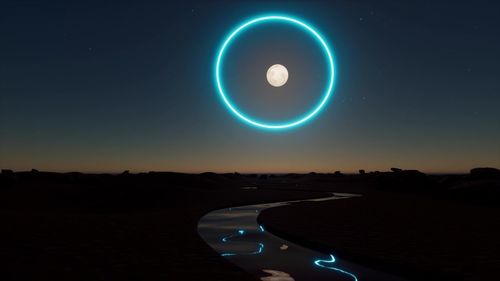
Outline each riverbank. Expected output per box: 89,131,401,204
0,171,327,281
2,169,498,280
259,190,500,281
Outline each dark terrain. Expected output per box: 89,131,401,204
259,168,500,281
1,168,499,281
0,171,323,281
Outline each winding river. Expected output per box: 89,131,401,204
198,192,408,281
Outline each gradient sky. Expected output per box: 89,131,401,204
1,1,499,173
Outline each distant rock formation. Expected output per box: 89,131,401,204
376,169,431,191
0,169,16,188
470,167,500,179
333,171,344,177
1,169,13,175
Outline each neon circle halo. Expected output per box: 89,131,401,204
215,15,336,130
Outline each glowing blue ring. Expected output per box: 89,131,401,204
215,15,336,130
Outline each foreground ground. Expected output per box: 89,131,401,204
1,169,499,281
0,172,329,281
259,171,500,281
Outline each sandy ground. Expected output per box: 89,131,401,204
259,191,500,281
1,171,498,281
0,173,325,281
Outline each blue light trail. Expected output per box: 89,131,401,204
220,228,265,257
314,254,359,281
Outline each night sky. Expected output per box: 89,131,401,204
1,1,499,173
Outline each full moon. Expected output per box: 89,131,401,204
266,64,288,87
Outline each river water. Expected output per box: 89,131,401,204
198,193,408,281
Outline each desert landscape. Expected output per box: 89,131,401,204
1,168,498,281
